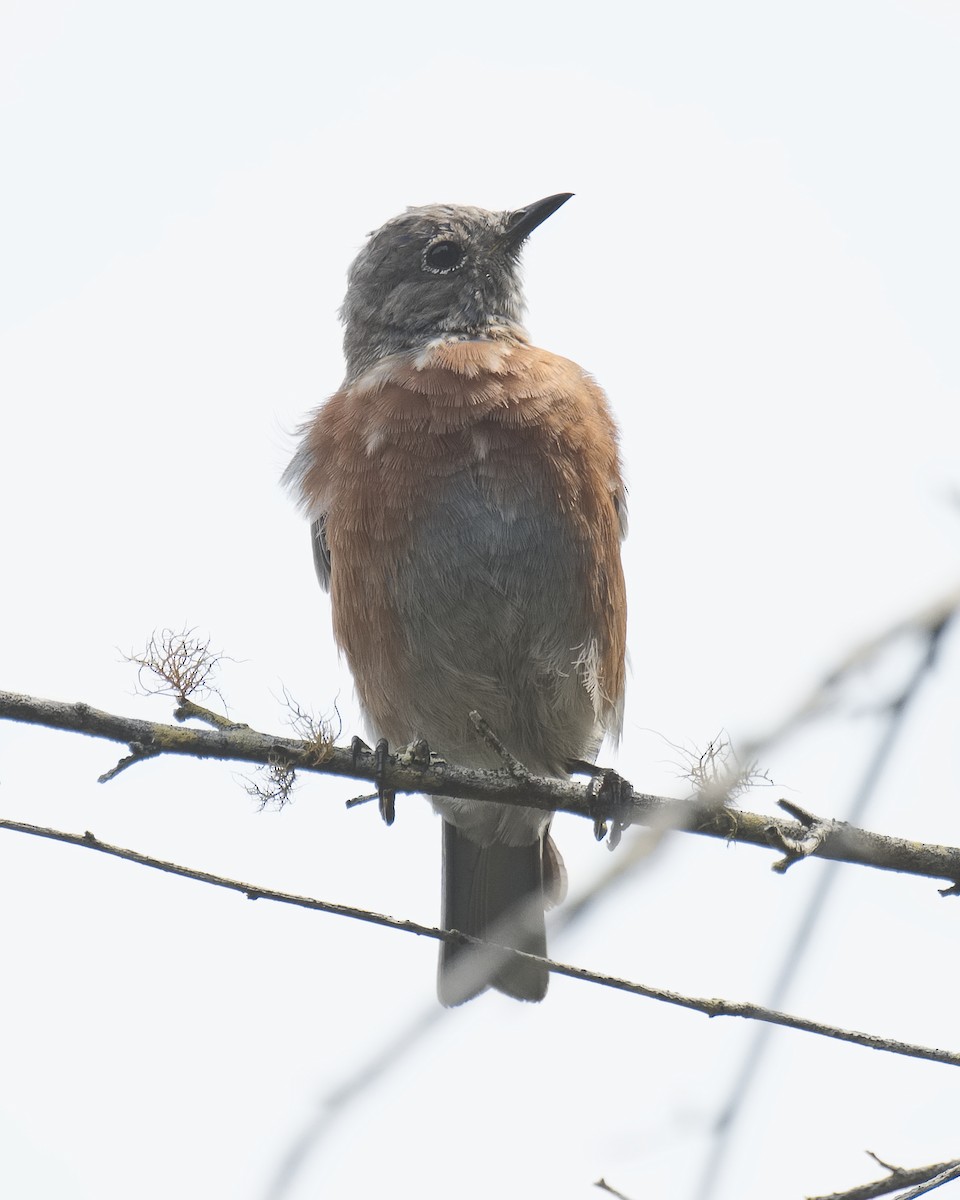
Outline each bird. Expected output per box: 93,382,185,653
283,194,626,1005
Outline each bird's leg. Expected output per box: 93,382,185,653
350,735,396,825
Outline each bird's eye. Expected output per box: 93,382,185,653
423,239,465,274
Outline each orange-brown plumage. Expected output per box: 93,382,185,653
285,196,626,1004
293,335,626,755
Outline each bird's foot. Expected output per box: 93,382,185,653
569,760,632,849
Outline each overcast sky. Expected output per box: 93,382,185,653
2,3,959,1198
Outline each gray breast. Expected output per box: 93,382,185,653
381,468,600,779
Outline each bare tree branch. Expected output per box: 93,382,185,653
894,1163,960,1199
693,585,959,1200
809,1155,960,1200
3,689,960,891
746,583,960,753
1,816,959,1071
263,1006,442,1200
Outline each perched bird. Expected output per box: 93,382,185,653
284,194,626,1004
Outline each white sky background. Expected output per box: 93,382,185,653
1,1,959,1197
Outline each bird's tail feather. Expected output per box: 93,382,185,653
438,821,550,1006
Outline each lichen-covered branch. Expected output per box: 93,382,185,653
2,688,960,891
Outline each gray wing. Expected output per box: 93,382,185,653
311,517,332,590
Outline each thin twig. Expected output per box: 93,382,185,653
766,800,843,873
694,597,959,1200
748,584,960,751
97,743,161,783
469,709,534,782
1,816,959,1070
174,698,249,730
263,1006,442,1200
594,1180,635,1199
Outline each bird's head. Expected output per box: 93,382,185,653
340,194,572,378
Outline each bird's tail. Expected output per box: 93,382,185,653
438,821,562,1006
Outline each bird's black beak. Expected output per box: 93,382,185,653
501,193,573,249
